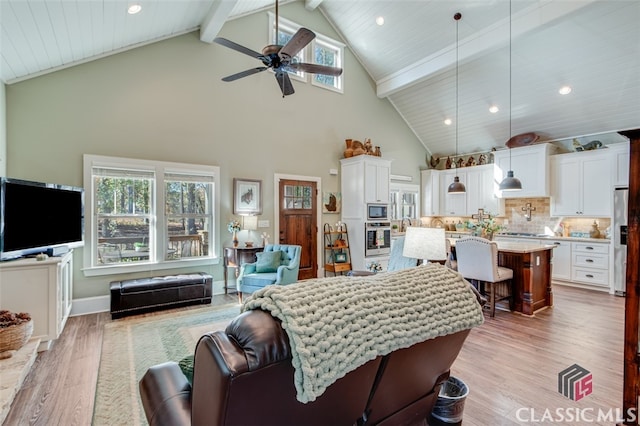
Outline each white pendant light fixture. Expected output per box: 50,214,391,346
448,12,466,194
499,0,523,192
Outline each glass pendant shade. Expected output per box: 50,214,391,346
499,170,522,191
448,176,466,193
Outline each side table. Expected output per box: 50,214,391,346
223,246,264,294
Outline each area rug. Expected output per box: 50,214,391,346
93,303,242,426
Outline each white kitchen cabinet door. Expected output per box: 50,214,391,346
421,170,440,216
550,151,612,217
467,164,503,216
365,160,390,203
440,170,467,216
548,239,571,281
494,143,557,198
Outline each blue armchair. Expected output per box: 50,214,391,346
237,244,302,301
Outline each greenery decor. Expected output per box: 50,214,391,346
475,213,504,239
227,220,241,234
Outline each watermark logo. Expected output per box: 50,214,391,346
558,364,592,401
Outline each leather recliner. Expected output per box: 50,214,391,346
139,308,473,426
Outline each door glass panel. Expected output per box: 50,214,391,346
284,184,313,210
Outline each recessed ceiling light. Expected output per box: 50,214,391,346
376,16,385,26
444,118,452,126
128,4,142,14
489,105,499,113
559,85,572,95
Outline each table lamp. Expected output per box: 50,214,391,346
241,215,258,247
402,227,447,265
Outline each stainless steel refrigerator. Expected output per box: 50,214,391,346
613,187,628,295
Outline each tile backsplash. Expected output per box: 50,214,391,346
421,197,611,238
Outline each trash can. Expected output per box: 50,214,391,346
429,376,469,425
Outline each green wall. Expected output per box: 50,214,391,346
5,3,427,300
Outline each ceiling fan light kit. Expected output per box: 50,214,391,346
213,0,342,97
499,0,523,192
448,12,466,194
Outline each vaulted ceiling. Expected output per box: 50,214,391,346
1,0,638,156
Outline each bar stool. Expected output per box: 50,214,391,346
454,236,513,317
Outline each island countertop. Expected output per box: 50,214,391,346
448,238,556,254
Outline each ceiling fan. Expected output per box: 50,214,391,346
213,0,343,97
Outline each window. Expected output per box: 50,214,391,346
311,35,344,93
268,13,344,93
83,155,220,276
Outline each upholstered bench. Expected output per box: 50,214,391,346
110,272,213,319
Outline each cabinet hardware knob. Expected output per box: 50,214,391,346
586,259,594,263
586,247,593,250
586,274,594,278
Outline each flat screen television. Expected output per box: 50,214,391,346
0,177,84,261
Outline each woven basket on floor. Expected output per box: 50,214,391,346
0,319,34,358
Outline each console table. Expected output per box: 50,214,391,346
223,246,263,294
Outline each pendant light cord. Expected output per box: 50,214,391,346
455,12,461,176
509,0,513,169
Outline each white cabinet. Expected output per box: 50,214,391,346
421,170,440,216
547,239,571,281
608,142,630,187
437,165,503,217
365,159,390,203
0,251,73,351
440,169,467,216
466,164,504,216
494,143,558,198
571,242,609,289
550,150,612,217
341,156,391,220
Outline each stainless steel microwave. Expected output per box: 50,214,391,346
367,203,388,220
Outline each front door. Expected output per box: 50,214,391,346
278,179,317,280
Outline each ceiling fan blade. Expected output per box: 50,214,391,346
222,67,268,82
214,37,264,59
275,71,295,97
279,28,315,60
288,63,343,76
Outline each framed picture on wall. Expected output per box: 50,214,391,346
233,178,262,215
323,191,341,214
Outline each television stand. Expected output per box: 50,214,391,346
0,251,73,351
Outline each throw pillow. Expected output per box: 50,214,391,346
178,354,194,384
255,251,282,273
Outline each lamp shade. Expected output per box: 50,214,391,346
448,176,466,194
402,227,447,262
241,215,258,230
499,170,522,191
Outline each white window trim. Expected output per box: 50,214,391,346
267,12,344,93
311,35,344,94
82,154,221,277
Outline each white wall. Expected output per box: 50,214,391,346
4,3,427,300
0,82,6,176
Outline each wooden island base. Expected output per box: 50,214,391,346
497,244,554,316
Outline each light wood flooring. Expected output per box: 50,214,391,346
3,285,624,425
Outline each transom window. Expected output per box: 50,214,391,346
83,155,220,276
268,13,344,93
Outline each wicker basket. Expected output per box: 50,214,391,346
0,320,34,358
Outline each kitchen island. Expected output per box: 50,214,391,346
450,239,555,316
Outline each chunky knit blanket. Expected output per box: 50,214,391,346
242,263,484,403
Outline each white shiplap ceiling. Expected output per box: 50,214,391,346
1,0,639,157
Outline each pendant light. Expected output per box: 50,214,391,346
448,12,466,194
499,0,523,192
